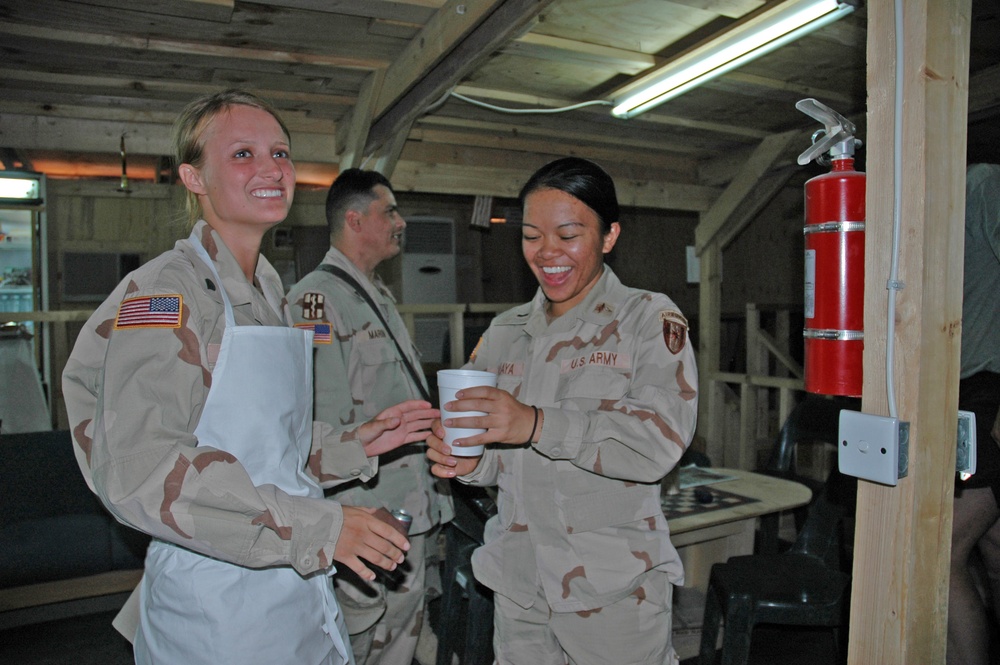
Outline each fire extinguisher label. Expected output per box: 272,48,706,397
804,249,816,319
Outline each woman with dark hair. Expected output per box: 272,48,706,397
62,89,436,665
426,157,699,664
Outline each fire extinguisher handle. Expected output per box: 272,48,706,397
796,98,859,166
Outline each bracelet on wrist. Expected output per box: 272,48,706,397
524,405,540,445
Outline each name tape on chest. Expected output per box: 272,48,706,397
344,325,390,348
114,295,183,330
560,351,631,373
358,327,388,342
495,361,524,377
294,322,332,344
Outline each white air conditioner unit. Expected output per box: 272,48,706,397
402,216,455,363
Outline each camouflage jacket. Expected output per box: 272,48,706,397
459,267,698,612
62,221,376,577
287,247,453,535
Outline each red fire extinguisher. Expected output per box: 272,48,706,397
796,98,865,398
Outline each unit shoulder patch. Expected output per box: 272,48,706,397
114,294,183,329
469,336,484,363
299,292,326,320
660,310,688,355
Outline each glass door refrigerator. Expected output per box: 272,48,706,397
0,171,51,432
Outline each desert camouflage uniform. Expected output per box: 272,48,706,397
62,223,378,643
288,247,453,665
458,266,698,665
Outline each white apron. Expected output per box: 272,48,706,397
133,235,352,665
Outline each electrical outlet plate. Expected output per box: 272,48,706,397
956,410,977,479
838,411,901,486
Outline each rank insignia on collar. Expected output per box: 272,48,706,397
594,302,613,315
660,310,688,355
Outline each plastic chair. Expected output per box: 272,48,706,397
698,434,857,665
756,394,859,554
436,484,496,665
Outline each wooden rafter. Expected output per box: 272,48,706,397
363,0,556,157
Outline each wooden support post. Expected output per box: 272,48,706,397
740,303,762,470
697,240,725,466
448,310,465,369
774,309,797,459
338,69,387,170
848,1,971,662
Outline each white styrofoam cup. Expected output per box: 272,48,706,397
437,369,498,457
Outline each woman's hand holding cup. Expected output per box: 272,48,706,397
437,369,498,456
426,419,483,478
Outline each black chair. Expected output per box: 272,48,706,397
756,394,859,554
698,396,858,665
436,483,496,665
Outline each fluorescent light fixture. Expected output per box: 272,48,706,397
0,176,41,201
610,0,854,119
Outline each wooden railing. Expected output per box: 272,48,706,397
702,303,805,470
7,302,806,463
397,302,519,369
3,304,521,429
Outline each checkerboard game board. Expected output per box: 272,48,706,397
660,484,759,520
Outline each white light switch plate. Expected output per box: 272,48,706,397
956,410,977,478
839,411,900,486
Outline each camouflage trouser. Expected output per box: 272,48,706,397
493,571,679,665
335,530,429,665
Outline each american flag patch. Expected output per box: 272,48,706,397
295,322,332,344
114,295,183,329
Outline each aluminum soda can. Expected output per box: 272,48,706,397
390,509,413,535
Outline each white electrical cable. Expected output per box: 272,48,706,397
451,92,613,114
357,90,608,169
886,0,904,419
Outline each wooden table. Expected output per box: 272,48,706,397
665,468,813,659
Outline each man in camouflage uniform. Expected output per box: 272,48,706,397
288,169,453,665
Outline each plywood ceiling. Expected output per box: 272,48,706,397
0,0,997,207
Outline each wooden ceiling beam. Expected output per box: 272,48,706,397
665,0,767,20
372,0,512,118
508,33,663,74
253,0,436,23
391,160,716,211
0,113,337,163
0,100,178,125
713,165,797,249
0,99,332,135
72,0,235,23
0,22,388,71
415,114,705,155
338,69,388,169
372,129,411,177
717,71,855,107
0,68,354,107
364,0,555,157
407,126,700,176
694,128,799,253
